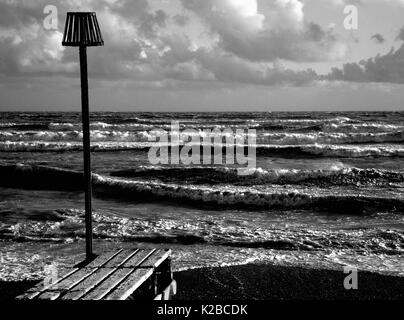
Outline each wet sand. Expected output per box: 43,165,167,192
1,263,403,300
0,280,39,301
173,264,404,300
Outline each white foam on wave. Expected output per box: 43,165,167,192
49,122,157,131
127,164,353,184
0,122,18,127
0,130,160,143
258,131,404,145
48,122,235,132
94,174,314,207
271,116,351,125
92,174,404,209
299,144,404,158
323,123,404,133
2,128,404,145
209,166,353,184
2,140,404,158
0,141,152,151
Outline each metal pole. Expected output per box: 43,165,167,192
79,45,93,260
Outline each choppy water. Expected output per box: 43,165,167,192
0,111,403,281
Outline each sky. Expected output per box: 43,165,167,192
1,0,404,112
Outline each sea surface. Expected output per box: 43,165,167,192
0,111,403,281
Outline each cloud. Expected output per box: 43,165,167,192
180,0,347,62
325,45,404,83
172,14,189,27
0,0,403,88
397,27,404,41
311,0,404,6
192,48,318,85
0,0,325,87
371,33,385,44
323,25,404,84
0,0,164,78
0,13,73,75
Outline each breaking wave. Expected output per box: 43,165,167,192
92,175,404,213
1,164,404,213
110,165,404,186
0,207,403,255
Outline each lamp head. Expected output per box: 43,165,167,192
62,12,104,47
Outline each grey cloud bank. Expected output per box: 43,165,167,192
0,0,404,110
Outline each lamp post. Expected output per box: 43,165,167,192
62,12,104,261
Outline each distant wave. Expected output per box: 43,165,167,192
2,130,404,145
249,116,352,126
49,122,159,131
48,122,248,131
258,131,404,145
46,116,352,128
258,144,404,158
0,141,151,152
0,130,159,143
0,116,360,133
322,123,404,134
48,118,353,131
2,141,404,158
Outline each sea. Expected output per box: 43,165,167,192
0,111,403,281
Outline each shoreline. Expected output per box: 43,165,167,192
1,263,403,300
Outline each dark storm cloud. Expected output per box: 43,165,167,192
397,27,404,41
371,34,385,44
324,26,404,84
172,14,190,27
0,0,403,87
0,0,326,86
179,0,346,63
325,45,404,84
138,10,168,37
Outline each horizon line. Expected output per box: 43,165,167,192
0,108,403,113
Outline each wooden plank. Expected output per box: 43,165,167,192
139,249,171,268
80,268,134,300
104,268,154,300
80,250,154,300
84,249,123,268
16,268,78,300
90,249,170,300
19,248,174,301
36,250,122,300
17,250,121,300
60,250,139,300
60,267,117,300
81,249,155,300
104,249,171,300
36,267,98,300
121,249,156,268
102,249,139,268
